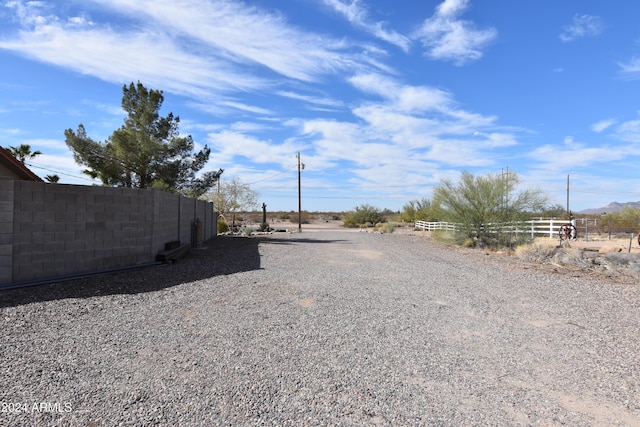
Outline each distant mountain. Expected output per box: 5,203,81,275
578,201,640,215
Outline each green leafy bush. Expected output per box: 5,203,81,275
343,204,386,228
433,171,548,248
400,198,437,222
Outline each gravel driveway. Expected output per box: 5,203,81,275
1,230,639,426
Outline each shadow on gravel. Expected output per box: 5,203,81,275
259,236,348,245
0,236,263,308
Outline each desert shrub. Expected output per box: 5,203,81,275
287,211,312,224
217,219,229,234
301,211,313,224
400,198,436,222
375,222,395,234
343,204,386,228
515,239,557,263
461,238,476,248
431,229,457,244
434,171,548,248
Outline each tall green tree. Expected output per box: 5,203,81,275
433,171,548,247
65,81,221,197
5,144,42,164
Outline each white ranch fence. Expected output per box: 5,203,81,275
414,219,577,239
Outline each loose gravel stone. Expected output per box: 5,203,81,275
1,230,639,426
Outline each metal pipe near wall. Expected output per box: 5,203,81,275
0,262,165,291
177,195,182,242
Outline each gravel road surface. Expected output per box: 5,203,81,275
1,229,639,426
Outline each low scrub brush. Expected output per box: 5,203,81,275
515,239,557,263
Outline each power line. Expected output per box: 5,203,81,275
25,162,96,182
248,165,297,185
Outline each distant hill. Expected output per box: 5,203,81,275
578,201,640,215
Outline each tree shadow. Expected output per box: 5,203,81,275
258,235,349,245
0,234,349,308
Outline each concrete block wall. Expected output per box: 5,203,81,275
12,182,156,283
0,178,14,284
179,195,194,247
151,190,181,254
3,182,215,286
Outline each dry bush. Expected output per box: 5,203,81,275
515,238,557,263
375,222,395,234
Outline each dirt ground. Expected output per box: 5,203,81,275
567,236,640,253
259,219,640,253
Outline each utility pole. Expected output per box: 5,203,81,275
297,152,304,232
566,174,570,218
217,177,221,214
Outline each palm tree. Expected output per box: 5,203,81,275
5,144,42,164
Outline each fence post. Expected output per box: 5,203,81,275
585,219,589,242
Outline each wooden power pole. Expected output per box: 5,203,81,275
297,152,303,232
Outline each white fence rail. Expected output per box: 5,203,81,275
414,219,576,238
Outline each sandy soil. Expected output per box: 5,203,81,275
251,219,640,252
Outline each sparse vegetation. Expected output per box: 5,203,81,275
400,198,437,222
515,239,558,263
205,177,259,215
343,204,386,228
217,219,229,234
602,206,640,222
375,222,395,234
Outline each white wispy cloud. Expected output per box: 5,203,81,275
275,91,345,110
618,57,640,80
297,73,516,179
206,130,302,168
0,127,21,136
85,0,363,82
591,119,617,133
614,119,640,143
413,0,497,65
0,0,374,113
203,70,518,195
321,0,411,52
0,16,267,99
528,136,630,173
348,72,502,134
349,73,453,112
560,14,603,43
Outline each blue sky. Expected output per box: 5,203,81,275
1,0,640,213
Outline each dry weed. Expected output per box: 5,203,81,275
515,238,557,263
